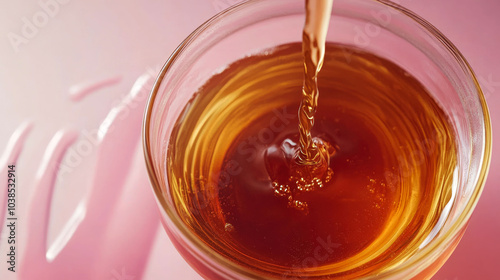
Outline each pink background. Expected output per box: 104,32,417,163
0,0,498,279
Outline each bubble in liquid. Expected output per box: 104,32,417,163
225,223,234,232
269,138,335,213
272,166,333,212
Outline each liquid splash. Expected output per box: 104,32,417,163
273,0,335,212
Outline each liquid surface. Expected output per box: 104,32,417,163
166,43,457,278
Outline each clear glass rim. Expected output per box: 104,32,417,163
142,0,492,278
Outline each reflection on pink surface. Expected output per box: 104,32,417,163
1,74,159,279
0,0,498,279
69,76,122,102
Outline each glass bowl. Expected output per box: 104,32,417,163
143,0,491,279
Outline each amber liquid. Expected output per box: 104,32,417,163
279,0,336,212
166,43,456,278
296,0,333,165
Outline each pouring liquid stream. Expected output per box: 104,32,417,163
270,0,335,211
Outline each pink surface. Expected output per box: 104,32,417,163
0,0,498,279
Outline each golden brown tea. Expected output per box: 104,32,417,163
283,0,335,212
165,43,456,278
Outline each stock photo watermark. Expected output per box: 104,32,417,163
340,0,413,62
383,128,445,188
7,0,72,53
281,235,341,280
55,65,161,182
478,74,500,99
188,106,296,214
111,267,135,280
5,164,17,272
211,0,242,13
